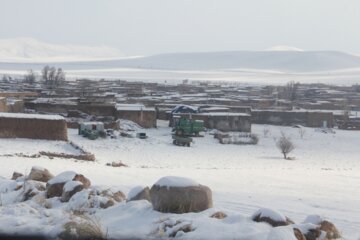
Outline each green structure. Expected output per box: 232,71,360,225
172,116,204,146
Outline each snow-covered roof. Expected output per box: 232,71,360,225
116,104,154,111
196,112,250,117
0,112,64,120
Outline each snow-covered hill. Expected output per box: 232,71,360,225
0,37,123,62
113,50,360,72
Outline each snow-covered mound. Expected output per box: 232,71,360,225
154,176,200,188
0,37,123,62
265,45,304,52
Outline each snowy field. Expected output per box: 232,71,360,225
2,67,360,85
0,121,359,239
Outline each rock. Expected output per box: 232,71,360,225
303,215,341,239
210,211,227,219
46,171,91,198
11,172,24,180
127,186,151,202
61,181,84,202
319,220,341,239
251,208,294,227
294,223,324,240
100,189,126,202
100,197,115,209
293,228,306,240
150,176,213,213
22,180,46,201
73,174,91,188
28,166,54,182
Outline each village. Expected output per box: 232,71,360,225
1,74,359,141
0,73,359,240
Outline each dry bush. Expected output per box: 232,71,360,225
298,128,306,139
59,214,107,240
276,132,295,159
263,126,271,138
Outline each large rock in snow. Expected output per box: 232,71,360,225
11,172,24,180
61,181,84,202
28,166,54,182
100,189,126,202
150,176,213,213
127,186,151,202
293,223,325,240
251,208,294,227
304,215,341,239
46,171,91,198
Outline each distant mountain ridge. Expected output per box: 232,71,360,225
112,50,360,72
1,38,360,73
0,37,123,61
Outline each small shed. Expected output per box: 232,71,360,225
79,122,104,132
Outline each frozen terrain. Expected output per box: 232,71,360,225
1,38,360,85
0,121,359,239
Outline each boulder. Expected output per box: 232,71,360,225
251,208,294,227
319,220,341,239
28,166,54,182
100,189,126,202
210,211,228,219
303,215,341,239
293,228,306,240
294,223,324,240
61,181,84,202
46,171,91,198
11,172,24,180
127,186,151,202
150,176,213,213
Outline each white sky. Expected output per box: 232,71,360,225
1,0,359,55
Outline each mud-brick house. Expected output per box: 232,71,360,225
252,110,334,128
0,113,68,141
0,98,6,112
115,104,156,128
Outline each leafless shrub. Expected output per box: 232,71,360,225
298,128,306,139
59,214,107,240
276,132,295,159
263,126,271,138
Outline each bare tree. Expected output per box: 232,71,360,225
284,81,299,102
263,126,270,138
41,65,50,83
55,68,65,86
24,69,36,84
298,128,306,139
42,66,66,88
276,132,295,159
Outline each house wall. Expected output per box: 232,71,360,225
252,110,334,128
116,110,157,128
0,98,6,112
0,117,68,141
7,100,24,113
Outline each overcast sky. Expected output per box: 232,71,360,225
0,0,359,56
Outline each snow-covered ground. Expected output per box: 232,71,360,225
0,121,359,239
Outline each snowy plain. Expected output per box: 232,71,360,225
0,121,359,239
